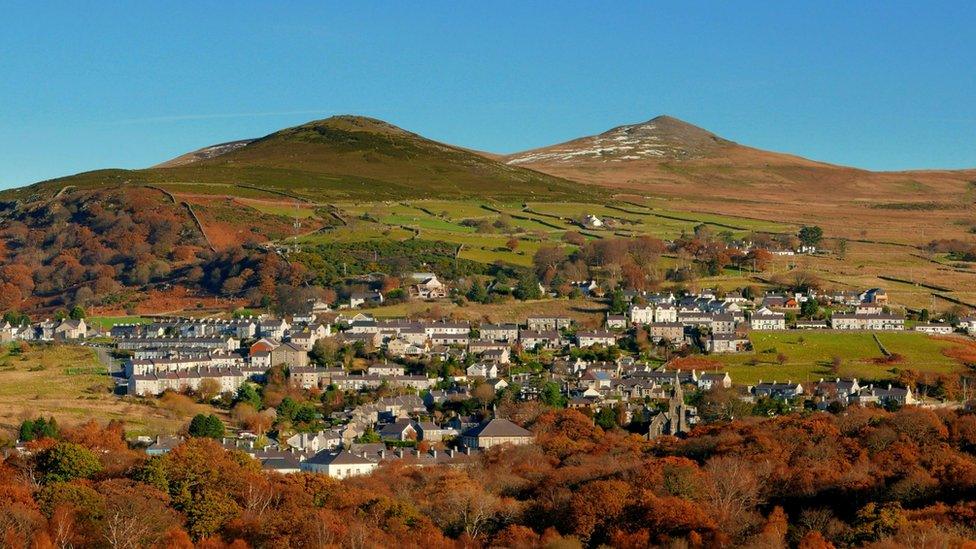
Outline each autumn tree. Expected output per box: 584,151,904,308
36,442,102,483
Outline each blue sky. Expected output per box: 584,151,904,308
1,1,974,189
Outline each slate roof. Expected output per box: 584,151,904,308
461,418,532,438
304,449,375,466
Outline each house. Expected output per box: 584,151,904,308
348,291,384,309
378,419,419,441
762,295,799,311
288,330,316,351
794,320,829,330
337,331,382,349
646,322,684,343
430,333,469,347
259,319,290,340
526,317,572,332
386,337,427,357
0,322,16,343
54,319,87,340
605,314,628,330
416,422,456,442
145,435,184,456
368,362,407,377
709,313,737,334
677,310,714,328
487,378,509,391
957,316,976,335
629,305,655,325
468,340,507,354
466,362,499,379
117,336,240,352
423,387,471,408
653,305,678,323
37,319,57,341
480,348,511,364
255,452,303,475
576,331,619,348
723,291,748,304
285,430,342,453
750,307,786,330
751,381,804,399
582,214,604,228
425,321,471,338
851,383,916,406
573,280,600,296
831,312,905,331
480,323,519,342
461,418,534,449
232,319,259,339
310,298,333,315
697,372,733,390
518,330,562,350
250,337,280,355
860,288,889,305
289,366,341,389
856,303,884,315
410,274,448,300
914,323,953,335
300,450,378,479
706,333,746,353
270,342,309,369
809,378,861,404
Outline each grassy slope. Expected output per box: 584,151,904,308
710,331,964,385
1,116,592,203
0,344,216,437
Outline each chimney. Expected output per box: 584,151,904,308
448,448,455,458
379,449,386,459
396,449,403,458
431,449,437,458
465,447,471,455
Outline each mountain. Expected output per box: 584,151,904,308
3,116,589,203
503,114,976,207
507,115,735,165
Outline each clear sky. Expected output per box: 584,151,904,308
1,1,974,189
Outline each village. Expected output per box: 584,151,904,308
3,277,974,481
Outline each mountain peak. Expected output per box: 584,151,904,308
506,114,733,166
266,115,415,142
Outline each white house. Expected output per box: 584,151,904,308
300,450,377,479
466,362,498,379
576,331,619,348
914,323,953,335
750,307,786,330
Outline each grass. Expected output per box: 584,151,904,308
236,199,318,219
87,316,153,330
0,344,217,438
710,332,965,385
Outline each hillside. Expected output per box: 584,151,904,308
153,139,254,168
2,116,589,203
507,115,737,164
503,115,976,244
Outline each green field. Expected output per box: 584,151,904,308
239,201,317,219
711,331,964,385
87,316,154,330
312,197,804,271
